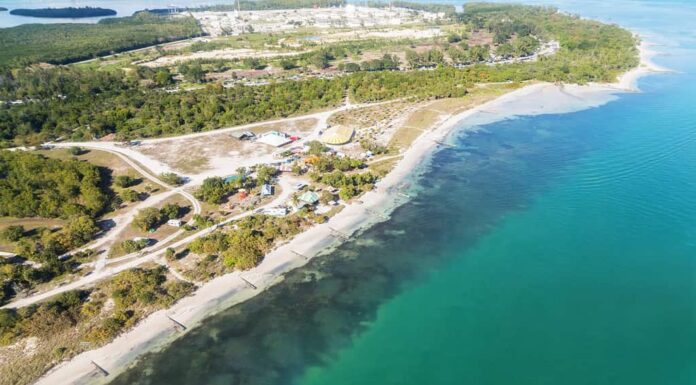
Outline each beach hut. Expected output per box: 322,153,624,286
298,191,320,205
261,184,274,196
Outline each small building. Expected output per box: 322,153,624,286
298,191,320,205
224,174,245,184
263,206,289,217
231,131,256,140
261,184,274,196
257,131,293,147
167,219,183,227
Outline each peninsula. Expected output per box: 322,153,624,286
9,7,117,18
0,3,650,385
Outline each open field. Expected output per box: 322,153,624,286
33,148,135,176
136,118,317,174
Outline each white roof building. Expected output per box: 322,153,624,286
257,131,292,147
263,206,289,217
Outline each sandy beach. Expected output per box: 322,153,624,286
34,41,667,385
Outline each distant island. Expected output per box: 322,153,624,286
0,7,8,12
10,7,117,18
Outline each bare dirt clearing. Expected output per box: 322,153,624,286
137,118,317,175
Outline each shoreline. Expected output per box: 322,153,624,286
34,41,665,385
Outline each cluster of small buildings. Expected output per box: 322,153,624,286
231,130,299,147
192,6,445,37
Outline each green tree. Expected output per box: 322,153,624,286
340,62,361,72
114,175,138,188
179,62,205,83
160,203,182,220
496,43,515,59
306,140,327,155
119,238,149,253
243,57,266,70
195,177,232,204
159,172,184,186
1,225,25,242
61,215,99,248
154,69,174,87
132,207,163,232
119,189,140,202
255,165,278,185
279,59,296,70
447,33,462,43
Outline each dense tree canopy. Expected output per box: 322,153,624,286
0,151,111,218
0,13,202,67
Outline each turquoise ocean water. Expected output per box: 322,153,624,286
108,1,696,384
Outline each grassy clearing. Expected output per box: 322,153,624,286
33,148,143,179
0,218,67,252
369,156,402,176
388,83,523,149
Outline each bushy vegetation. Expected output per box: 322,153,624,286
131,203,184,232
307,154,365,173
159,172,185,186
189,214,308,270
0,151,111,218
0,291,87,345
311,171,378,200
118,238,150,254
0,255,75,305
114,175,140,188
0,13,202,67
195,177,238,204
1,267,192,347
